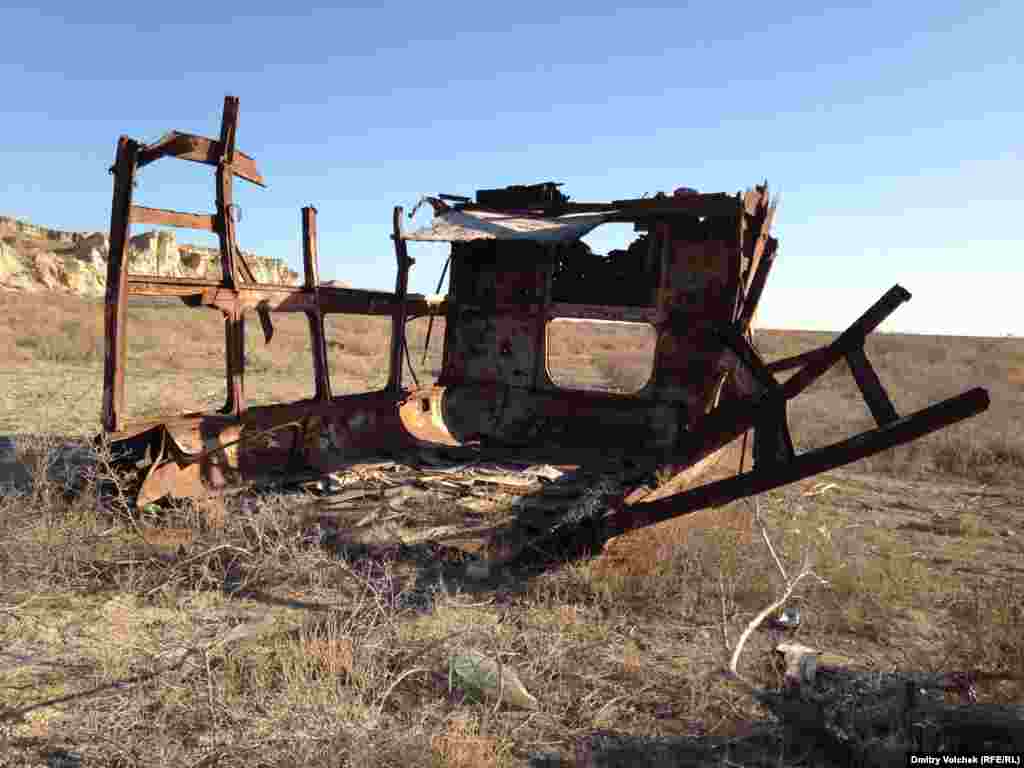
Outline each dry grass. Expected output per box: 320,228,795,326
546,320,656,393
1,292,1022,765
754,329,1024,484
0,437,1021,766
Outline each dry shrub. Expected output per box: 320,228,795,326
593,356,651,393
15,318,103,364
944,581,1024,700
758,329,1024,484
930,433,1024,481
585,514,773,623
1,291,103,364
596,502,754,580
546,319,656,392
222,608,394,718
326,314,392,393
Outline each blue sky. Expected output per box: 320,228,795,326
2,1,1020,336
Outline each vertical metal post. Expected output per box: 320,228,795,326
102,136,139,433
387,207,413,393
221,307,245,416
216,96,240,289
302,206,331,401
215,97,249,418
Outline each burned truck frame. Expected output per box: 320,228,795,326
101,97,989,558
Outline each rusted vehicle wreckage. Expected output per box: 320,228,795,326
100,97,989,566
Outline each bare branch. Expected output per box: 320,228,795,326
727,496,828,681
752,497,787,583
728,564,825,679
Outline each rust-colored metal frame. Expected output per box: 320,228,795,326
100,98,989,563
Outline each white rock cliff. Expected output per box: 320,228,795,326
0,215,300,296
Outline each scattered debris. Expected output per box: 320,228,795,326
776,642,834,687
449,650,540,710
765,606,801,632
802,482,839,497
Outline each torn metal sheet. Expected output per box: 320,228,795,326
404,206,612,242
100,97,990,571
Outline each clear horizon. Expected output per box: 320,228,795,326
3,2,1020,337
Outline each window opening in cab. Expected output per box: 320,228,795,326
545,318,657,394
406,315,447,387
552,224,660,307
243,310,315,406
324,314,391,394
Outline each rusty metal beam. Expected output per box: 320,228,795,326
669,287,910,473
610,193,739,213
122,284,425,316
712,326,795,468
547,302,660,323
303,206,332,401
216,96,241,289
780,285,911,400
714,325,779,394
236,252,259,285
388,206,413,394
764,344,829,374
102,136,139,433
302,207,320,290
846,345,898,426
129,205,216,231
200,288,317,314
136,131,266,187
223,309,244,416
607,387,989,538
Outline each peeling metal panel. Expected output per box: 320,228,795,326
404,208,611,242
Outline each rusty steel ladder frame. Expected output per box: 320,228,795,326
102,97,344,436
